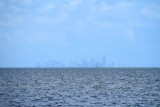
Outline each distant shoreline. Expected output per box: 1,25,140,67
0,67,160,69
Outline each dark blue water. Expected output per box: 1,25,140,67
0,68,160,107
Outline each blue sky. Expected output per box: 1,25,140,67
0,0,160,67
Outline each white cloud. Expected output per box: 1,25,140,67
5,34,14,42
10,5,20,12
10,0,33,5
0,21,11,26
1,29,70,47
102,2,113,10
127,19,153,28
0,2,4,9
2,0,155,42
45,4,55,10
98,2,114,13
64,0,82,11
116,1,134,8
5,13,27,26
67,0,82,8
125,28,135,39
90,1,113,15
24,31,70,47
128,29,134,38
141,5,160,19
33,10,68,28
9,5,30,13
38,3,55,13
96,21,113,28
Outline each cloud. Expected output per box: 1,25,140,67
9,5,30,13
25,31,70,47
33,11,68,29
5,34,14,42
141,5,160,19
65,0,82,9
45,3,55,10
38,3,55,13
90,1,113,14
96,21,113,28
1,0,156,43
10,0,33,5
116,1,134,8
0,21,11,27
5,13,27,27
100,2,114,11
1,29,70,47
0,2,4,9
126,28,134,38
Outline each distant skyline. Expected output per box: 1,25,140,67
0,0,160,67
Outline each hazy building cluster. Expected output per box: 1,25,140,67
35,57,106,68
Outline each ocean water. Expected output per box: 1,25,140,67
0,68,160,107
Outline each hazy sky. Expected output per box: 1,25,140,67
0,0,160,67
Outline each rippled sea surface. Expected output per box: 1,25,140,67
0,68,160,107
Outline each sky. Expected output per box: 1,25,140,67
0,0,160,67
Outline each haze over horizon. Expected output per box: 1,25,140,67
0,0,160,67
